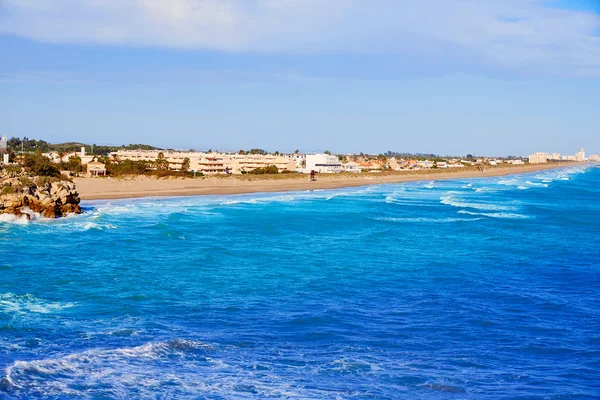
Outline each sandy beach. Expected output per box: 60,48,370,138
74,162,580,200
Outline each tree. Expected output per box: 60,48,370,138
22,152,60,177
324,150,331,155
65,155,83,173
181,157,190,173
155,152,169,171
294,149,300,154
238,150,246,155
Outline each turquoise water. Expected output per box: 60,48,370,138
1,165,599,399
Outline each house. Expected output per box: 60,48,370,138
87,161,107,176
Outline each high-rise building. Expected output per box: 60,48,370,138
575,148,585,162
0,136,7,150
528,152,549,164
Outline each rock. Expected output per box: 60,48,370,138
0,169,82,219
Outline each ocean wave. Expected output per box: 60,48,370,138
2,339,336,398
0,293,75,315
457,210,530,219
372,216,483,223
440,195,518,211
525,181,549,187
0,214,30,225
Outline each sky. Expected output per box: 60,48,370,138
1,0,599,156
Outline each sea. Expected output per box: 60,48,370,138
0,165,599,399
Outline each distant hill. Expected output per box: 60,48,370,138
6,137,161,155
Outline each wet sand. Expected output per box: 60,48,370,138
75,163,579,200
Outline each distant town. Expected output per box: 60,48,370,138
0,136,596,177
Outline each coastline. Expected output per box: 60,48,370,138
75,162,582,201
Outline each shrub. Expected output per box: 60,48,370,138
22,152,61,177
106,160,149,176
1,185,16,195
248,165,279,175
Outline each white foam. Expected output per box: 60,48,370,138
457,210,530,219
0,214,30,225
440,195,518,211
373,216,483,223
525,181,549,187
3,339,340,398
0,293,75,315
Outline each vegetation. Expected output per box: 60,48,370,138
180,157,190,173
7,137,160,156
247,165,279,174
1,185,16,195
106,160,149,176
154,152,169,171
60,155,84,173
22,152,61,177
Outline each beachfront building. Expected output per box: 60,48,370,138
112,150,297,175
576,148,586,162
226,154,296,174
43,147,95,165
343,161,363,173
306,154,343,173
528,152,549,164
87,161,107,176
589,154,600,162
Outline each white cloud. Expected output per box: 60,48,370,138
1,0,599,75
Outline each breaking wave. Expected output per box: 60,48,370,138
440,195,518,211
457,210,530,219
0,293,75,315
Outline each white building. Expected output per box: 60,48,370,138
305,154,342,173
575,148,586,162
112,150,297,175
0,136,7,164
528,152,549,164
589,154,600,162
343,161,363,173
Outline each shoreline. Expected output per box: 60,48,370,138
75,163,583,201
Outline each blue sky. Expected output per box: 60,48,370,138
1,0,599,156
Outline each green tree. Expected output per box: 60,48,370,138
155,152,169,171
22,152,60,177
66,155,84,173
294,149,300,154
180,157,190,173
324,150,331,155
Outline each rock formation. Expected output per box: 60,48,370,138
0,168,81,219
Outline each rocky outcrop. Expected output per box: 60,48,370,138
0,169,81,219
